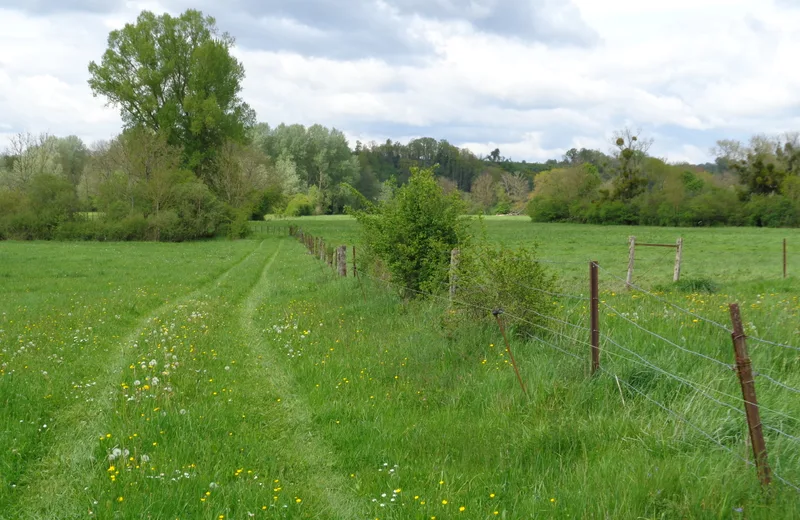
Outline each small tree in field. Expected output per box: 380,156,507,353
352,166,469,296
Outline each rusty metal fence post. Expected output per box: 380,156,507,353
729,303,771,487
590,260,600,374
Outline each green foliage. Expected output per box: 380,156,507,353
452,242,557,336
226,208,252,240
352,166,469,296
87,9,255,175
673,277,719,294
284,193,314,217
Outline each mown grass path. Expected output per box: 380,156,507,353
238,241,363,519
5,237,363,519
6,239,268,517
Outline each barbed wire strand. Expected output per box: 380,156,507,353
596,264,734,332
756,373,800,396
610,369,800,493
748,336,800,353
601,333,800,426
527,327,800,492
600,302,733,370
524,332,584,361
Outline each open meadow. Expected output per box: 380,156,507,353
1,221,799,518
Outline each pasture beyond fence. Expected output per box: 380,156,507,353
287,225,800,494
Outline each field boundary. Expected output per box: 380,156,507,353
288,226,800,494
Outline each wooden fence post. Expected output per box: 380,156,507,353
673,237,683,282
319,239,326,262
626,236,636,290
352,246,358,278
784,239,787,279
729,303,771,487
449,248,460,302
337,246,347,277
590,260,600,374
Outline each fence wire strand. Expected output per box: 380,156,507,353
600,301,733,370
297,233,800,490
596,264,734,332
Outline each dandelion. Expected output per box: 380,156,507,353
117,496,124,502
459,506,466,512
490,493,495,498
442,499,448,505
295,498,302,504
151,377,159,386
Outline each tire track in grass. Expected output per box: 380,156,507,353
238,241,364,519
8,240,268,518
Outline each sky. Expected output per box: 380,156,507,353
1,0,799,164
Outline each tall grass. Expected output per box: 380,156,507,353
1,227,798,518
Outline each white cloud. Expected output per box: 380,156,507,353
2,1,800,162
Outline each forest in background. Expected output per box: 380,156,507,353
1,9,799,241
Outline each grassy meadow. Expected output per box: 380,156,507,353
1,220,799,518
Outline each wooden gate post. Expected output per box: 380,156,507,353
729,303,771,487
626,236,636,290
673,237,684,282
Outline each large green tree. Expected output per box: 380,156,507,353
88,9,255,178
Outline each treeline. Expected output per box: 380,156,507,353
528,131,800,227
1,8,798,242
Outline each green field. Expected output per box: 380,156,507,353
1,222,799,518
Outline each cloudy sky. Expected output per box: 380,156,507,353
1,0,799,163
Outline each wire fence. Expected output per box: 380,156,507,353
289,226,800,494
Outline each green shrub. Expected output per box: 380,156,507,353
451,242,557,337
226,209,252,240
527,197,569,222
284,193,313,217
351,166,469,296
147,210,181,241
172,181,225,239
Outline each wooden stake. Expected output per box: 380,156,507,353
729,303,771,487
337,246,347,277
673,237,683,283
784,239,787,279
626,236,636,290
352,245,358,278
449,248,460,302
590,260,600,374
493,310,527,397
